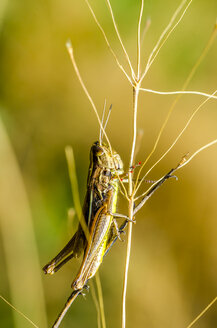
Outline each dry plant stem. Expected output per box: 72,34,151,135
89,280,101,328
139,88,217,99
146,0,193,73
66,42,112,151
129,86,141,170
102,103,112,139
99,99,107,146
65,145,89,239
144,0,188,72
179,139,217,168
52,290,81,328
119,178,130,201
141,0,193,80
95,272,107,328
122,84,140,328
122,201,134,328
137,0,144,78
183,22,217,87
105,0,136,80
84,0,132,85
186,296,217,328
65,147,82,218
0,295,39,328
122,0,144,322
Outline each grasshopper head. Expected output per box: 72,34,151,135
91,141,123,175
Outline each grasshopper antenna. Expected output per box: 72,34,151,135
101,104,112,144
99,99,107,145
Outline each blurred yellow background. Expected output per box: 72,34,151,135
0,0,217,327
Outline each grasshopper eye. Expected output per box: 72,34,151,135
92,144,104,156
96,149,104,156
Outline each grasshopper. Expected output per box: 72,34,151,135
43,138,178,328
43,141,125,327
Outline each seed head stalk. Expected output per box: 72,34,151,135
122,0,143,324
122,83,141,328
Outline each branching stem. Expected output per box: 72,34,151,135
139,88,217,99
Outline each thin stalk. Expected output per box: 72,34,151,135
65,146,89,240
137,0,144,79
121,200,134,328
121,1,142,317
122,84,140,328
129,86,140,171
65,146,82,217
139,88,217,99
141,0,193,81
84,0,132,85
186,296,217,328
0,295,39,328
105,0,136,80
145,0,188,71
99,99,107,146
66,41,112,151
95,272,107,328
146,0,193,73
89,280,101,328
178,139,217,169
183,22,217,88
52,291,81,328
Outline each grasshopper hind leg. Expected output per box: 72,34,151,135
43,226,86,275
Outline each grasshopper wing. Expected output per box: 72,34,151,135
43,187,97,275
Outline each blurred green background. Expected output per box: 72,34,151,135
0,0,217,327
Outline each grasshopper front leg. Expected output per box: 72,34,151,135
108,211,136,223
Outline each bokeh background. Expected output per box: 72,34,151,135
0,0,217,327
